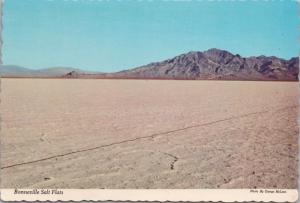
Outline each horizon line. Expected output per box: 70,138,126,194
2,48,298,72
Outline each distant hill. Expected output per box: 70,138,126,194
0,65,96,77
100,48,298,81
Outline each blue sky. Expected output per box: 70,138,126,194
3,0,299,72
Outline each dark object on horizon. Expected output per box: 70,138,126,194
64,71,80,78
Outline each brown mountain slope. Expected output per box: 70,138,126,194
104,48,298,81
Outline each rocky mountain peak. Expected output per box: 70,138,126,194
110,49,298,81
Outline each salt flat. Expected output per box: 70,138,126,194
1,78,298,188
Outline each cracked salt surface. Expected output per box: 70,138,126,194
1,79,298,189
161,152,179,170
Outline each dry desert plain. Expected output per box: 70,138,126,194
1,78,298,189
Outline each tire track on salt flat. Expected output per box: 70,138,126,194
1,105,297,170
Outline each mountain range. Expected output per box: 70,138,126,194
1,49,298,81
0,65,97,77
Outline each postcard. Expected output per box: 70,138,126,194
0,0,298,202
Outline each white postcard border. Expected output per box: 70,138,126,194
0,189,298,202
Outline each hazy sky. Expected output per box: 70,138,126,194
3,0,299,72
